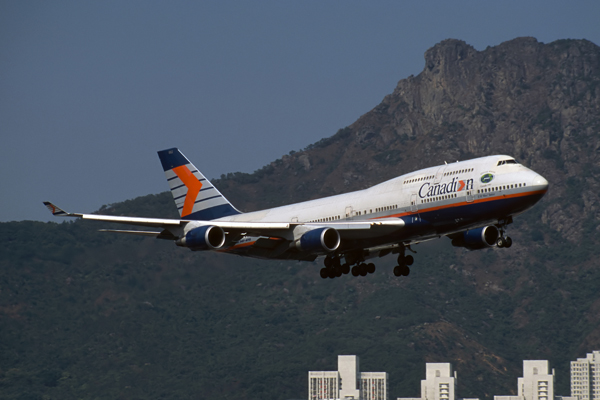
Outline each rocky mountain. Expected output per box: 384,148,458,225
1,37,600,400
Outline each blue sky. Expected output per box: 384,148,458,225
1,1,599,222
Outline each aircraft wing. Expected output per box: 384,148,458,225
44,202,184,228
43,202,404,239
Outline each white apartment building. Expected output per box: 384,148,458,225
309,355,388,400
362,372,389,400
422,363,457,400
495,360,555,400
398,363,459,400
571,351,600,400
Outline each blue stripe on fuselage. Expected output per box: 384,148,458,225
401,190,546,236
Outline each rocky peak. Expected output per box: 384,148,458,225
423,38,476,75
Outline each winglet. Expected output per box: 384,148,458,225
43,202,72,217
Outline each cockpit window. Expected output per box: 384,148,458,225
497,159,517,166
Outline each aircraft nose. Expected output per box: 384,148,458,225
533,174,549,192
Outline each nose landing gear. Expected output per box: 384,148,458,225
496,221,513,248
496,235,512,248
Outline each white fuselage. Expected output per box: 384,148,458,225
217,155,547,227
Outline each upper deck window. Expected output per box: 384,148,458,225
497,159,517,166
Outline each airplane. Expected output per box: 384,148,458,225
44,148,549,279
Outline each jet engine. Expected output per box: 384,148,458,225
177,225,226,250
451,226,499,250
296,227,340,253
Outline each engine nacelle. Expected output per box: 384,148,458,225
177,225,226,250
451,226,499,250
296,227,340,253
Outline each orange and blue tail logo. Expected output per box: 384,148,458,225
158,148,240,220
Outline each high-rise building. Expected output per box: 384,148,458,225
421,363,457,400
571,351,600,400
362,372,389,400
495,360,555,400
308,355,388,400
397,363,460,400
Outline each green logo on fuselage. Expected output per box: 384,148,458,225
480,173,494,184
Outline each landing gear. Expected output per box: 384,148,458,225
496,235,512,248
322,254,377,279
351,263,375,277
393,246,415,277
320,256,344,279
320,268,328,279
341,263,350,275
319,252,394,279
393,265,410,276
495,221,513,248
367,263,376,274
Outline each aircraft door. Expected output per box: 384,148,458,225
466,189,474,203
410,194,418,212
345,206,353,219
434,166,447,184
466,171,480,202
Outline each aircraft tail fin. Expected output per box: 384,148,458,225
157,148,241,220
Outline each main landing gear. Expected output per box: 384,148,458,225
351,262,376,277
319,256,375,279
320,245,418,279
393,246,415,277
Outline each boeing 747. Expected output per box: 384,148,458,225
45,148,548,278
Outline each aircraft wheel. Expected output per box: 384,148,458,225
401,265,410,276
496,237,505,248
393,266,402,277
335,267,343,278
327,268,337,279
332,257,341,269
505,236,512,248
405,255,414,266
324,257,333,268
367,263,376,274
342,263,350,275
320,268,328,279
359,263,368,276
351,266,360,277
